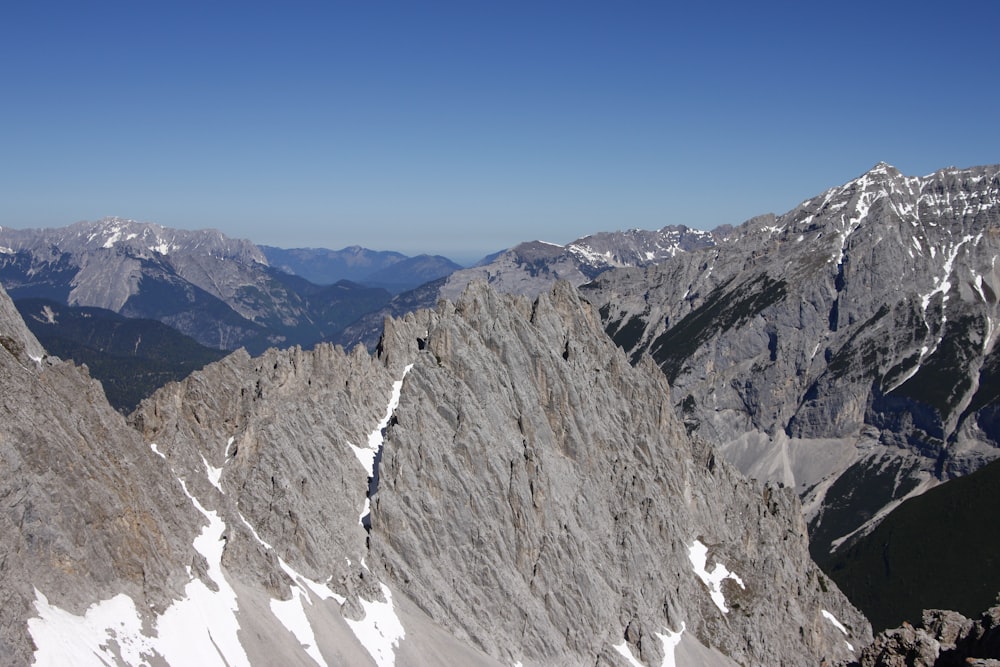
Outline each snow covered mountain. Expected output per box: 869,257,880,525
582,162,1000,562
0,280,869,666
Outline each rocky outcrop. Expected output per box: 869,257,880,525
856,602,1000,666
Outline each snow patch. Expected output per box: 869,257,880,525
29,478,251,666
822,609,848,635
822,610,855,652
202,454,224,492
149,442,166,459
270,589,329,667
29,590,154,666
612,623,684,667
354,364,413,527
655,624,685,667
612,641,644,667
344,583,406,667
688,540,744,613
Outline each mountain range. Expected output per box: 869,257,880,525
337,225,721,351
259,245,462,294
0,219,392,354
2,162,1000,664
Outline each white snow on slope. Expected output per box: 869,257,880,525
350,364,414,526
202,454,223,492
243,514,339,667
344,583,406,667
822,609,855,652
920,234,973,313
612,641,645,667
29,591,154,666
155,479,249,665
655,625,685,667
271,590,329,667
688,540,745,613
29,478,251,666
612,623,685,667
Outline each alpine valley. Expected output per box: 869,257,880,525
1,162,999,666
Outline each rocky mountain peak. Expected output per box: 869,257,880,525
583,162,1000,567
76,217,268,264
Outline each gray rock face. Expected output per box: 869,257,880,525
4,277,871,665
582,163,1000,557
368,281,869,665
0,283,201,665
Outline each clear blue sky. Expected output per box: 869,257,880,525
2,1,997,263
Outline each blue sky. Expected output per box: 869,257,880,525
2,1,998,263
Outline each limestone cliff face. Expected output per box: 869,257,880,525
369,281,869,665
5,279,870,665
129,341,395,594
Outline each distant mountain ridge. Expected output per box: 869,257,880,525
439,224,721,301
260,245,462,293
0,218,391,353
338,225,722,350
259,244,409,285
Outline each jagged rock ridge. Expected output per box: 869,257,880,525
3,279,870,665
368,280,869,665
855,601,1000,666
